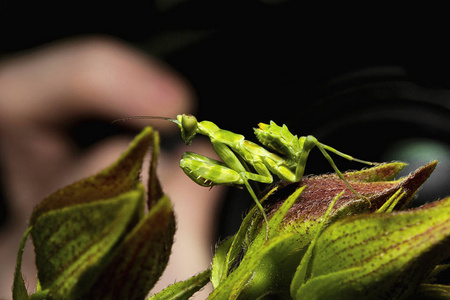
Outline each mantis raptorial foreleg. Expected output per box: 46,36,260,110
181,150,271,233
180,152,242,187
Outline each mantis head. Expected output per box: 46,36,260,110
176,114,198,145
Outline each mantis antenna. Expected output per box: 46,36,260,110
112,116,180,125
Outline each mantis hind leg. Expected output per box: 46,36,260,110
296,136,373,199
320,143,376,166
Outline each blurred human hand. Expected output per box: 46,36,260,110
0,36,194,208
0,36,220,299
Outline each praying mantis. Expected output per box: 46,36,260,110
116,114,375,230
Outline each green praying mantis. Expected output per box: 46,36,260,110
116,114,376,230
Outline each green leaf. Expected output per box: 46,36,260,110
28,290,50,300
13,227,31,300
344,161,407,182
148,269,211,300
416,284,450,300
31,186,145,299
211,237,233,288
148,130,164,208
267,186,306,240
290,191,344,296
293,196,450,300
208,233,296,300
216,185,279,289
86,195,176,300
30,127,153,225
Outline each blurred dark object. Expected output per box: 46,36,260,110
1,1,449,237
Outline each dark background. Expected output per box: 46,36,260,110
1,1,450,237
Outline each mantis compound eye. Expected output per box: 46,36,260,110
180,114,198,145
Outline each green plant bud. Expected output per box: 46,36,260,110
14,127,176,300
210,162,438,299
